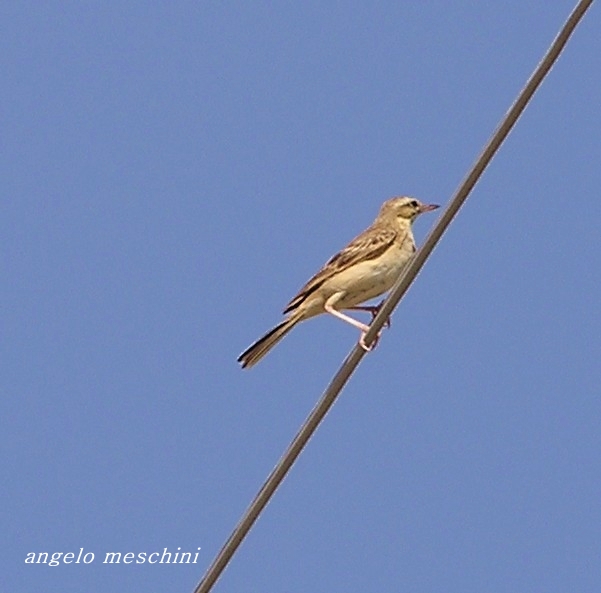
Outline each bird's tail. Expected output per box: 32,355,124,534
238,314,301,369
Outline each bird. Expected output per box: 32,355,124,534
238,196,439,369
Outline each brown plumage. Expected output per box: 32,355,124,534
238,196,439,368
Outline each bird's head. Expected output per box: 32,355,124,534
379,196,440,223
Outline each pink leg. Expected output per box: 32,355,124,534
324,297,378,352
324,303,370,333
346,300,391,328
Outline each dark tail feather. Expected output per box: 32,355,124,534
238,316,299,369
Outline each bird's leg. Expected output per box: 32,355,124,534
324,302,370,333
324,296,378,352
347,300,391,328
347,304,379,315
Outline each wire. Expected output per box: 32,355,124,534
191,2,595,591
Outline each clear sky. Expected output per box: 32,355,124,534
3,2,600,592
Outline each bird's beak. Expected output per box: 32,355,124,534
419,203,440,213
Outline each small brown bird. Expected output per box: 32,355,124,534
238,196,439,368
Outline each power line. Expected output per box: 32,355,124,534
192,2,595,592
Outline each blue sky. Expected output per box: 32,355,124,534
3,2,600,592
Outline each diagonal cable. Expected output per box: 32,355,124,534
192,2,595,591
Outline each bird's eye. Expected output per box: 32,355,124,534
410,200,418,208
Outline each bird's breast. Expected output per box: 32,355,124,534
318,239,415,308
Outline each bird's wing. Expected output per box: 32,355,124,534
283,224,401,314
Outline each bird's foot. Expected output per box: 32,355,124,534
373,300,391,329
359,331,381,352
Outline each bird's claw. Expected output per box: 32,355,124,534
369,300,391,329
359,332,380,352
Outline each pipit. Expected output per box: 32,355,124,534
238,196,439,368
